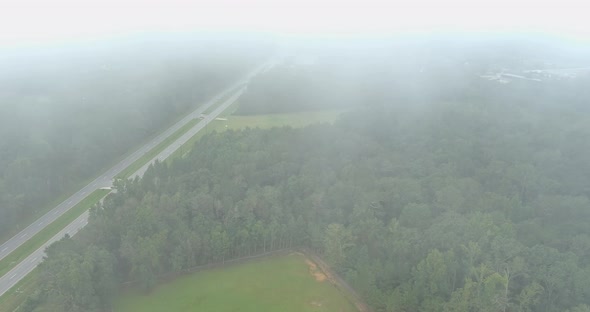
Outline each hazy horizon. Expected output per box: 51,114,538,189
1,0,590,49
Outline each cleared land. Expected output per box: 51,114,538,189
223,109,345,129
169,109,346,161
116,253,357,312
0,189,110,278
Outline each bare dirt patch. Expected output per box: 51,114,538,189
305,251,372,312
314,271,327,282
310,300,323,307
305,258,327,282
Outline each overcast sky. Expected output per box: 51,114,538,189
1,0,589,47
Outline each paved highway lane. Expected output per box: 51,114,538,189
0,210,92,297
0,63,268,260
131,86,246,179
0,82,249,299
0,60,275,298
0,63,267,263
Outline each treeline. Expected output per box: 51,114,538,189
25,73,590,311
19,38,590,311
0,36,270,239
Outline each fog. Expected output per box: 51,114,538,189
2,1,590,312
1,0,590,253
2,0,590,46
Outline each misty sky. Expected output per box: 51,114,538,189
1,0,589,47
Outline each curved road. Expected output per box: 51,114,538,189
0,60,275,298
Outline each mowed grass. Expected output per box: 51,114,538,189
0,107,207,244
116,253,357,312
0,268,39,311
116,118,201,179
168,109,346,161
226,109,346,129
0,189,111,278
0,174,106,245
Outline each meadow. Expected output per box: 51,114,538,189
116,253,357,312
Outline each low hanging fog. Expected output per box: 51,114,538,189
1,1,590,312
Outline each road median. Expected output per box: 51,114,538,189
0,189,110,278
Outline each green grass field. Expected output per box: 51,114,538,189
0,189,111,278
225,109,346,129
168,109,346,161
116,253,357,312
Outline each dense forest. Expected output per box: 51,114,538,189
0,37,270,239
22,51,590,312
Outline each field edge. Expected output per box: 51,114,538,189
117,248,370,312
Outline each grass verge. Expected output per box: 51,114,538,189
116,253,357,312
0,173,102,244
0,189,111,278
0,268,38,312
119,86,246,178
116,118,201,179
0,88,234,244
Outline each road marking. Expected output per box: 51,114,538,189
20,234,27,239
9,274,16,280
30,257,37,263
92,183,96,187
53,211,58,215
1,247,6,252
38,222,43,226
67,200,72,204
81,191,86,195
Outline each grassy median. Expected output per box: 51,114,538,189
0,189,111,278
202,89,240,115
0,268,38,311
117,87,246,179
116,118,201,179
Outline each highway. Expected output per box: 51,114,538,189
0,210,91,298
0,60,274,298
130,87,246,179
